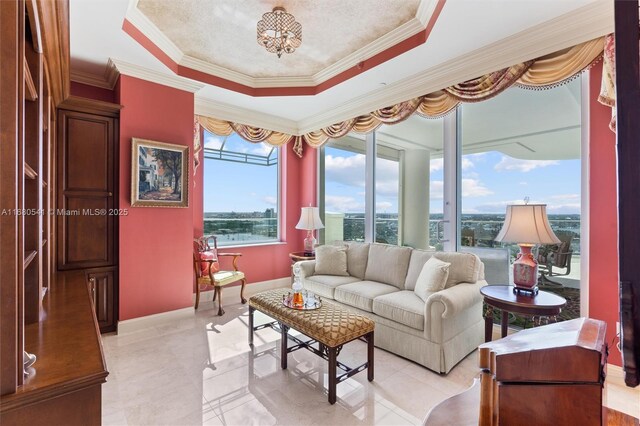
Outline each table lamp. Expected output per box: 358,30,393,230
494,203,560,295
295,206,324,256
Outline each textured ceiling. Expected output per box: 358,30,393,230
137,0,421,78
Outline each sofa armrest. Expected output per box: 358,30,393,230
425,280,488,342
296,260,316,279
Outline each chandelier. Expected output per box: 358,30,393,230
257,7,302,58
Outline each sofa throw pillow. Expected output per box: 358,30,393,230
314,245,349,276
414,257,450,302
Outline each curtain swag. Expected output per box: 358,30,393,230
195,36,605,158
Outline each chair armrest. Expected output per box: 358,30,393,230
218,253,242,271
296,260,316,279
425,280,488,343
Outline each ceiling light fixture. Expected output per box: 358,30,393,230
257,7,302,58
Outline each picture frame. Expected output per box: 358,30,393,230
131,138,189,208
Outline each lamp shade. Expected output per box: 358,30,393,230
295,207,324,231
494,204,560,245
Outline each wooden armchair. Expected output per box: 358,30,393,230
193,235,247,316
538,233,574,286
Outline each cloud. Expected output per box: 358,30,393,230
250,143,275,157
376,201,393,211
549,194,580,201
462,158,474,170
263,196,277,206
494,156,560,172
325,154,366,188
546,203,581,214
462,179,493,197
325,195,364,213
430,159,443,172
519,182,528,186
204,135,223,149
430,180,443,199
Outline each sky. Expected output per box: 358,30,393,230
203,132,278,213
204,132,581,216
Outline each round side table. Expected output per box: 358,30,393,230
480,285,567,342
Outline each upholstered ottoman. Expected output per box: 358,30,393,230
248,288,375,404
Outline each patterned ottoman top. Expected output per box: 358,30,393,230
249,288,375,348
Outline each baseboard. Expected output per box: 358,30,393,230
116,277,290,334
193,277,290,304
117,307,194,334
606,363,627,386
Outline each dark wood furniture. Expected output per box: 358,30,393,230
57,96,120,333
248,289,374,404
193,235,247,316
1,2,107,424
480,285,566,342
0,271,109,425
614,0,640,389
478,318,607,426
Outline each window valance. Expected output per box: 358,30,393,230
196,36,604,158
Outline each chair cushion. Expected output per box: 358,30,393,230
334,281,399,312
433,252,482,288
405,249,436,290
372,291,426,331
414,257,450,301
198,251,220,277
364,244,412,289
213,270,245,286
314,245,349,276
303,275,361,299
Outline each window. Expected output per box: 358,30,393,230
202,131,279,245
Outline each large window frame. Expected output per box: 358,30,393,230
202,131,282,247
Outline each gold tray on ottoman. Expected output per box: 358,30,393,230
282,291,322,310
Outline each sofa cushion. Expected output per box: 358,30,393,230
433,252,482,288
404,249,436,290
314,245,349,276
345,241,370,279
364,244,412,289
414,257,450,301
334,281,399,312
303,275,361,299
373,291,426,331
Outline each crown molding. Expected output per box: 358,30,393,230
125,0,184,63
297,0,614,134
70,70,113,89
195,96,300,136
124,0,436,89
110,58,205,93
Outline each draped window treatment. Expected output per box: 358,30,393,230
196,36,605,158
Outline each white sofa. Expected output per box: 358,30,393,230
297,242,487,374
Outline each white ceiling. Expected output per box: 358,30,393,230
69,0,613,140
136,0,421,78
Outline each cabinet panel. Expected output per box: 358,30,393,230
57,109,117,270
86,268,115,333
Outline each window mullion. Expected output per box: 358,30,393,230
365,132,376,243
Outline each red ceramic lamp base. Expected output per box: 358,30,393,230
512,244,539,296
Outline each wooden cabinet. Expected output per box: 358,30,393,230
86,268,116,333
478,318,607,425
57,97,120,334
57,107,117,270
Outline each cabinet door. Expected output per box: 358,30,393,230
87,268,115,333
57,109,117,270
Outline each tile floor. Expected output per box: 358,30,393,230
102,299,639,426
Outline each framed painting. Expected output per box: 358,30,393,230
131,138,189,207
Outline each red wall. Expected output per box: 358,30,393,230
192,135,318,285
70,81,116,103
588,62,621,366
118,76,195,320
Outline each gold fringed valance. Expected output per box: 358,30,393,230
196,36,605,157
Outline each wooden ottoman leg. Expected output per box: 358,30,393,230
248,306,255,346
501,310,509,338
366,332,374,382
280,323,289,370
328,346,337,404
